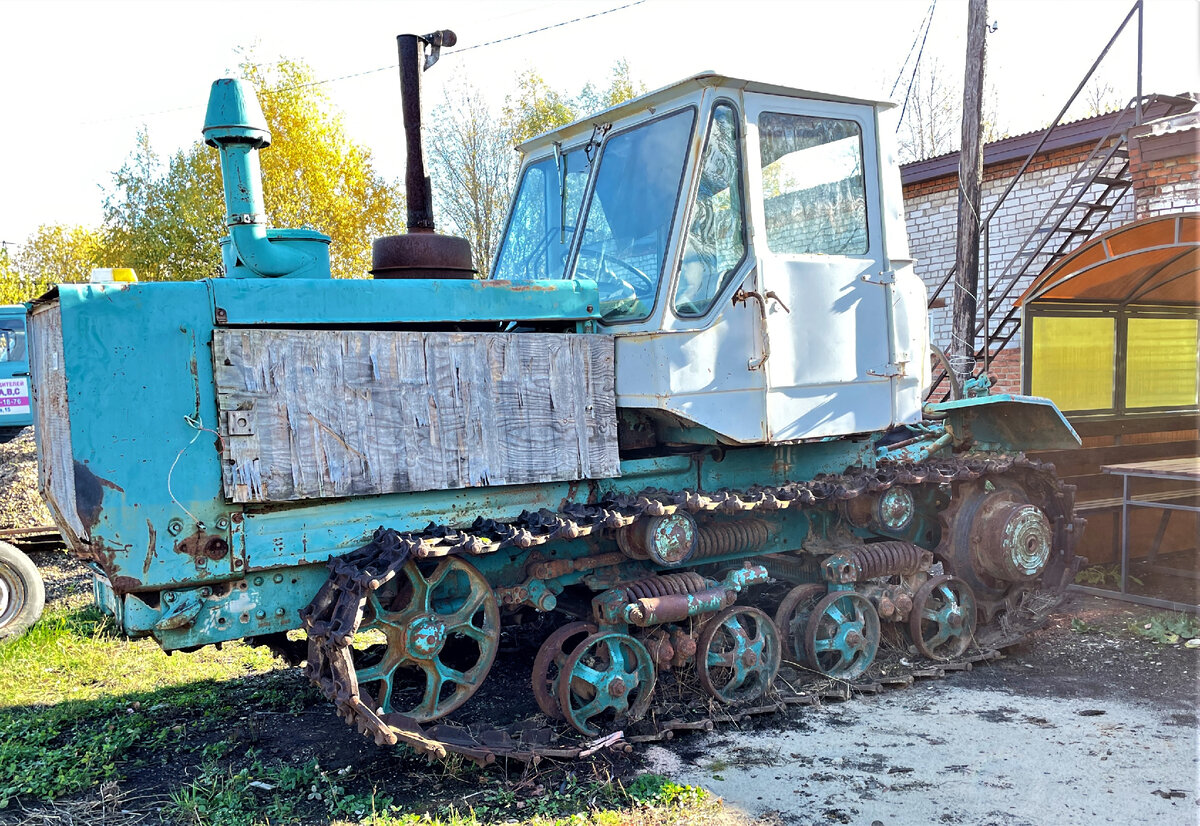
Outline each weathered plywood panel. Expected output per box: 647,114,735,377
212,329,618,503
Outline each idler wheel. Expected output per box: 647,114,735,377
804,591,880,680
557,631,656,736
909,574,978,661
937,481,1056,613
696,605,781,704
353,557,499,722
531,621,597,720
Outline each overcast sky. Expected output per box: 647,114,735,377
1,0,1196,248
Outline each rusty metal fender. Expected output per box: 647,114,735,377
926,394,1081,452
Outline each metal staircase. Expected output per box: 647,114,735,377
927,94,1196,401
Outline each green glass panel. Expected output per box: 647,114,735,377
1030,316,1114,411
1126,318,1199,409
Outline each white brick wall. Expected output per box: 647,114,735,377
903,156,1135,357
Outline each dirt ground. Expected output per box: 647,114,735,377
11,549,1199,825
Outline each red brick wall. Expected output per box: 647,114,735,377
984,347,1021,394
1128,123,1200,218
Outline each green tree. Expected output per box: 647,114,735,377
502,70,576,145
0,224,103,304
104,56,404,281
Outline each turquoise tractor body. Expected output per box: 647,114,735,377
27,73,1079,672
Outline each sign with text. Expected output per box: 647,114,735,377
0,377,30,417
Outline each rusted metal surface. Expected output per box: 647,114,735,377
298,454,1080,764
370,30,476,280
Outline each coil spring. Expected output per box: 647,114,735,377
624,571,708,599
693,519,770,560
848,541,929,579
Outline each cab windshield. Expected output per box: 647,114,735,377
570,109,695,322
492,148,589,281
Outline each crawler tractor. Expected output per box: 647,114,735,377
27,32,1083,762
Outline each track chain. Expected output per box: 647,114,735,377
299,454,1081,765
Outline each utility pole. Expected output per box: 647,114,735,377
950,0,988,373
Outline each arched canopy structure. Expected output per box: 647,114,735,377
1019,213,1199,417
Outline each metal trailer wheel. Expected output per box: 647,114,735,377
0,540,45,641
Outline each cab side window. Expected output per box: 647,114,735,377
674,103,747,316
758,113,867,256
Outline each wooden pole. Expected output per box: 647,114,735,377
950,0,988,371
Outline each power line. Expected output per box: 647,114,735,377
262,0,648,96
896,0,938,131
76,0,646,124
890,0,937,98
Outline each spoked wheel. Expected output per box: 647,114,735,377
557,631,656,736
354,557,500,722
804,591,880,680
531,621,597,720
909,575,977,661
696,606,781,704
773,583,825,663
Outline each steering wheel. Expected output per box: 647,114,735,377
517,225,576,276
576,248,655,318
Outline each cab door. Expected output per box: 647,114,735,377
744,93,896,440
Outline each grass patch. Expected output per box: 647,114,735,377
3,605,736,825
0,605,292,808
163,760,720,826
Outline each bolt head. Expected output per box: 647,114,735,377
608,677,627,698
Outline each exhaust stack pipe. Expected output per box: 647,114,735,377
203,79,330,279
370,31,474,279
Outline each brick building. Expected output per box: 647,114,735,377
899,95,1198,393
898,96,1199,585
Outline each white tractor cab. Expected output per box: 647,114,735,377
493,73,929,447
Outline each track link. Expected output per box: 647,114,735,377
300,454,1083,764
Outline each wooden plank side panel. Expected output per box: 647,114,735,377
213,330,618,503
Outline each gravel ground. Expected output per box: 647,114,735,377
650,593,1200,826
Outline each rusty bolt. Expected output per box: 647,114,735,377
215,308,228,323
256,610,266,619
846,630,862,647
608,677,627,698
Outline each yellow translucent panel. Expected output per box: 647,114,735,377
1030,316,1115,411
1126,318,1199,409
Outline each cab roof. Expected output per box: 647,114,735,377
517,71,895,155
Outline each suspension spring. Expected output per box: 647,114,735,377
848,541,930,579
693,519,770,560
623,571,708,599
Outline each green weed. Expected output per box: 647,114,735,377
1129,612,1200,645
